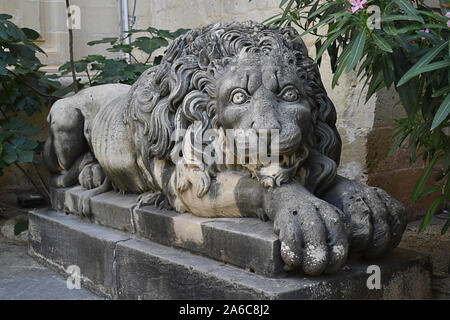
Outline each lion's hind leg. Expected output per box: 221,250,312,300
45,101,89,187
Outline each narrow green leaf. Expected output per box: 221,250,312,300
418,186,441,198
418,196,444,232
332,44,352,88
346,31,366,73
307,1,339,20
401,60,450,85
395,0,424,22
279,0,290,8
281,0,295,21
442,216,450,235
432,85,450,98
314,26,349,63
381,15,423,23
431,94,450,130
387,131,408,157
397,41,449,87
411,155,441,203
372,33,393,53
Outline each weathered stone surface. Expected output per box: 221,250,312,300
136,206,283,276
89,191,138,233
52,187,284,276
28,208,433,300
28,209,131,298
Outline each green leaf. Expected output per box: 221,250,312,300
418,186,441,198
346,31,366,73
21,28,40,41
442,216,450,235
372,34,393,53
382,22,398,35
418,196,444,232
381,15,423,23
281,0,295,20
431,94,450,130
395,0,424,23
366,70,384,102
432,85,450,98
314,26,349,63
397,41,449,87
3,148,17,164
307,1,339,20
401,60,450,85
279,0,290,8
411,155,441,203
0,14,13,20
332,43,352,88
17,149,34,163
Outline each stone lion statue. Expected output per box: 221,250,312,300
44,21,406,275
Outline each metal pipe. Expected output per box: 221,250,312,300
119,0,131,63
123,0,131,63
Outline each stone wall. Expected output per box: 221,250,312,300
0,0,435,220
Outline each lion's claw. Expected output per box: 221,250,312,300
273,197,350,275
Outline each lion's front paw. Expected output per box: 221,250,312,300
273,198,351,275
341,185,407,258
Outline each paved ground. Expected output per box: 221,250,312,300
0,237,99,300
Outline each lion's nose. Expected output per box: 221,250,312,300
251,103,281,132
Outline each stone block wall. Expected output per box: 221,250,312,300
0,0,437,220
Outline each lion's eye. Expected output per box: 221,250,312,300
280,86,299,102
231,89,248,105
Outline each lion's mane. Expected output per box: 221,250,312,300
124,21,341,198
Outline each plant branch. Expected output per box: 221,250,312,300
31,162,50,199
14,162,49,203
7,69,63,99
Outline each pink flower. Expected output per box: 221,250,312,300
447,12,450,28
441,3,449,8
349,0,367,13
419,28,430,39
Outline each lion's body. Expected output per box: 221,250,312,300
91,94,150,193
44,21,406,275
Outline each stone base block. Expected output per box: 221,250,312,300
29,209,433,299
51,187,283,276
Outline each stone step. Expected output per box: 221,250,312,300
50,187,283,276
28,208,433,299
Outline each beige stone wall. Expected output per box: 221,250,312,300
0,0,433,219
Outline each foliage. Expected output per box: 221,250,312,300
269,0,450,233
0,14,62,179
58,27,189,88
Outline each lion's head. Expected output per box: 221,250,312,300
124,21,341,198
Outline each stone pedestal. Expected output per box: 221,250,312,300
28,187,433,299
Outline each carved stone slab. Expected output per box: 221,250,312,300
51,186,283,276
29,208,432,299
